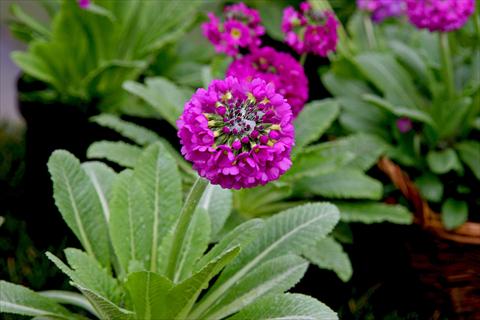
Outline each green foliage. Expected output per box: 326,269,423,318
441,199,469,230
10,0,200,109
1,146,339,319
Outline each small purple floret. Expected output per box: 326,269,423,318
396,117,413,133
177,77,294,189
281,2,339,57
226,47,308,118
202,3,265,57
406,0,475,32
357,0,406,23
78,0,90,9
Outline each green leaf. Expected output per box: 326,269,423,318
0,281,76,320
191,203,339,318
426,149,462,174
90,114,160,146
10,4,51,40
293,99,340,153
302,237,352,282
234,182,292,216
110,170,152,275
47,150,110,266
123,77,192,128
64,248,121,304
355,52,421,109
82,162,116,222
196,219,265,271
167,247,241,319
73,283,134,320
204,254,308,319
228,293,338,320
257,2,284,41
125,272,173,320
294,170,383,200
335,202,413,224
441,199,468,230
284,142,356,180
199,184,233,238
388,40,431,87
415,173,444,202
456,141,480,180
363,94,434,126
134,143,182,272
87,141,142,168
38,290,97,317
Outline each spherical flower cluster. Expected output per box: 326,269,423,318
281,2,339,57
202,3,265,57
226,47,308,117
406,0,475,32
78,0,90,8
177,77,294,189
357,0,405,23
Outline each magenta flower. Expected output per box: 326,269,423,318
396,117,413,133
226,47,309,118
406,0,475,32
281,2,339,57
357,0,405,23
202,3,265,57
177,77,294,189
78,0,90,9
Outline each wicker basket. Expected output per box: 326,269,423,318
378,157,480,319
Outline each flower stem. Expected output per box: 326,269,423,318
166,176,209,280
299,53,307,66
439,32,455,99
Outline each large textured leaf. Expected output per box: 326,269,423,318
64,249,121,304
123,77,192,127
109,170,152,275
90,114,160,146
355,52,421,109
340,134,387,170
294,99,340,152
47,150,110,266
74,284,134,320
125,272,173,320
82,161,116,222
199,184,233,238
167,247,240,319
336,202,413,224
228,293,338,320
302,237,352,282
0,281,76,320
426,149,462,174
235,182,292,216
203,254,309,320
196,219,265,271
456,141,480,180
294,170,383,200
87,141,142,168
134,143,182,272
191,203,339,318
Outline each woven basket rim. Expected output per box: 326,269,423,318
377,157,480,245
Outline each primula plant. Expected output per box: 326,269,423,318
323,0,479,229
0,142,340,319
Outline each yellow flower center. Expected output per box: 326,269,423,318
230,28,242,39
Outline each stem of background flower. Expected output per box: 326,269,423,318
363,14,377,49
439,32,455,99
299,53,307,66
474,4,480,44
166,176,209,280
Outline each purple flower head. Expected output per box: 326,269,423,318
281,2,339,57
177,77,294,189
357,0,406,23
396,117,413,133
78,0,90,9
202,3,265,57
406,0,475,32
226,47,309,118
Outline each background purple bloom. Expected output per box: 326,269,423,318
406,0,475,32
396,117,413,133
177,77,294,189
357,0,406,23
226,47,309,117
202,3,265,57
78,0,90,9
281,2,339,57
